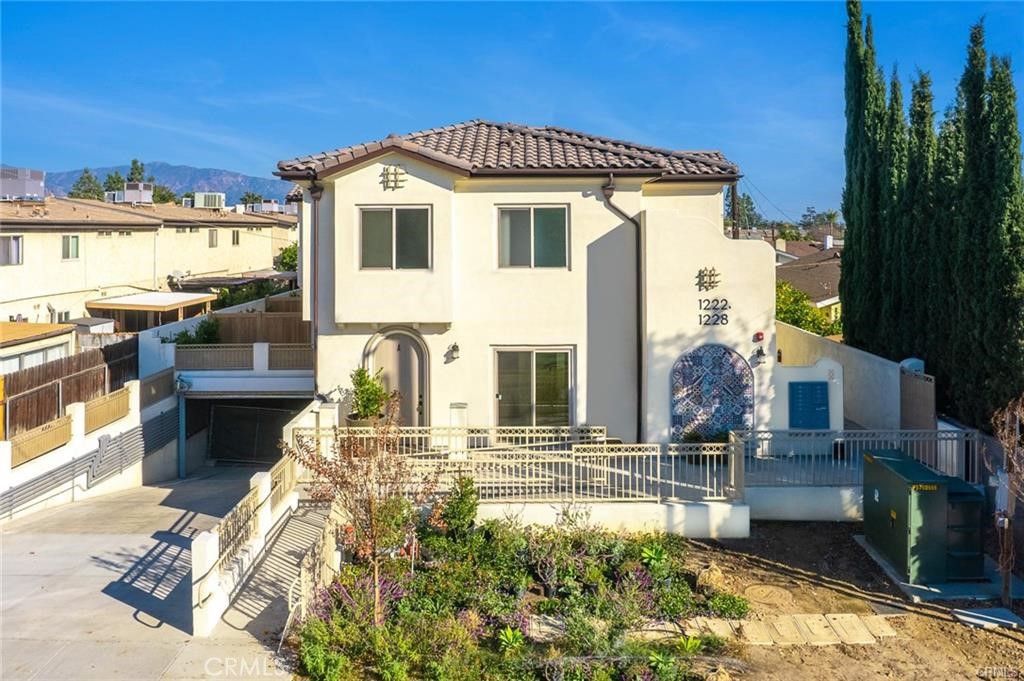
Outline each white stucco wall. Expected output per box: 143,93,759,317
305,152,785,441
776,322,900,429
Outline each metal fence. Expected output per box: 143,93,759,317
214,485,263,574
268,344,314,370
290,425,739,504
270,455,297,511
735,429,982,486
175,344,254,370
84,386,130,434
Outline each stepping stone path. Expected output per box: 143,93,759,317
689,613,900,646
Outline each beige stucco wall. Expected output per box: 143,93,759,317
0,224,274,323
304,151,803,442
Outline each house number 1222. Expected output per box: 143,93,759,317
698,298,730,325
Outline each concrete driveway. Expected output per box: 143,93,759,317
0,465,285,681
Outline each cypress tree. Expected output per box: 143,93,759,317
878,68,908,358
931,95,966,407
902,72,937,361
854,17,888,355
840,0,867,348
949,21,990,423
980,56,1024,420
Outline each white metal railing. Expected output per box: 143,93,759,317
735,429,982,486
291,426,739,503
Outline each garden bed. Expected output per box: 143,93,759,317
294,480,748,680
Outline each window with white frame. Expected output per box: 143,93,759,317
360,207,431,269
495,348,572,426
498,206,568,268
208,229,218,248
0,235,23,265
61,235,79,260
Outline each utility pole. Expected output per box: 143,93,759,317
730,182,740,240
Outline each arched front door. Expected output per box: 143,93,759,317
671,344,753,441
367,329,429,426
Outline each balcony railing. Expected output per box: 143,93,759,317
268,344,314,370
84,386,130,434
140,368,175,407
175,344,254,371
11,415,73,468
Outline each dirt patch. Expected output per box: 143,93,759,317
685,521,1024,680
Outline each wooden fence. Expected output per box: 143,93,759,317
265,295,301,313
215,312,309,344
268,344,314,370
1,337,137,440
84,387,131,434
11,415,72,468
175,345,254,371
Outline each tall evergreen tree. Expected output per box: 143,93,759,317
127,159,145,183
102,170,125,193
902,72,937,360
931,95,966,406
68,168,104,200
878,68,908,358
949,21,991,423
980,55,1024,421
840,0,867,348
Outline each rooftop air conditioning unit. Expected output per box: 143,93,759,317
182,197,194,208
194,192,226,210
122,182,153,204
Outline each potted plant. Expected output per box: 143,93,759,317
346,367,388,427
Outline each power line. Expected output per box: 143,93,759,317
742,177,798,224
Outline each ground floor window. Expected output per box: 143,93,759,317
495,348,571,426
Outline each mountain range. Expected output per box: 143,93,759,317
45,161,294,205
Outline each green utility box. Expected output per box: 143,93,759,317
863,450,985,585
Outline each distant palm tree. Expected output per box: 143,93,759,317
822,209,840,238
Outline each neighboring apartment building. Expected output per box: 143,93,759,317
0,321,76,374
0,197,283,323
277,120,842,442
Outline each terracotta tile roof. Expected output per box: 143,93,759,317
777,249,842,304
277,119,739,180
285,184,303,203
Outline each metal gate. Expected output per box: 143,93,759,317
208,404,299,463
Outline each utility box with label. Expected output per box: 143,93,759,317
863,450,984,585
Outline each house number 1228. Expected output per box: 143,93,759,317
698,298,730,325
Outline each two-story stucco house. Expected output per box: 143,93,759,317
276,120,842,443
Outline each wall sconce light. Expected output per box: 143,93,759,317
754,346,766,360
753,331,765,343
447,343,460,361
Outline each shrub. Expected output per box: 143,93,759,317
657,579,693,619
298,618,357,681
640,543,670,580
706,593,750,619
440,477,478,538
170,316,219,345
349,367,389,419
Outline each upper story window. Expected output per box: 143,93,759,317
208,229,218,248
61,235,79,260
498,206,568,268
360,206,431,270
232,229,240,246
0,235,23,265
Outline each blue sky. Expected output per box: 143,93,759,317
2,1,1021,220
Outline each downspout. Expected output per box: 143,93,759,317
601,174,644,443
307,173,323,395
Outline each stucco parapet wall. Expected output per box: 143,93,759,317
476,501,749,539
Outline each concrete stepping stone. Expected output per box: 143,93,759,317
697,616,737,639
767,616,806,645
736,620,774,645
825,613,876,644
793,614,841,645
860,615,898,638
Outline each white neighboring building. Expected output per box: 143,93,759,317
276,120,842,442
